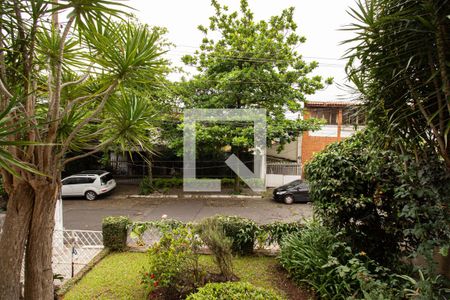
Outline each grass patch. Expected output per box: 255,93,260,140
64,252,286,300
64,252,147,300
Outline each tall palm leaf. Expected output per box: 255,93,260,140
344,0,450,168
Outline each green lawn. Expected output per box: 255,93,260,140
63,252,285,300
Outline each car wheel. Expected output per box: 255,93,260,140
85,191,97,201
284,194,294,204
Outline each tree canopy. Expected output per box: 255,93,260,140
171,0,331,158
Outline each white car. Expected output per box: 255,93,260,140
61,170,116,200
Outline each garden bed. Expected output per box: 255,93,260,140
62,252,313,300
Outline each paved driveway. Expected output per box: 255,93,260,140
63,190,313,230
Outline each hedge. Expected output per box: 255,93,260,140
102,216,130,251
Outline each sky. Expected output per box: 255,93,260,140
126,0,358,102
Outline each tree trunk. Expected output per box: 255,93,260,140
0,181,34,300
24,183,58,300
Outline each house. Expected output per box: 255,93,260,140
266,101,363,186
301,101,364,166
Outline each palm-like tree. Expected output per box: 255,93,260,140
345,0,450,169
0,1,169,298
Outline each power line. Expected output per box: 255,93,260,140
172,43,345,62
164,50,346,68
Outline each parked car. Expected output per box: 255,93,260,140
273,179,310,204
61,170,116,200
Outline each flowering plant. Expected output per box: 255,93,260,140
141,225,203,295
140,272,159,291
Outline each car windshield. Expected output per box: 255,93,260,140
282,180,301,189
100,173,113,184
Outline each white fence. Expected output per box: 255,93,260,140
0,228,103,284
52,229,104,282
266,162,301,175
266,162,301,187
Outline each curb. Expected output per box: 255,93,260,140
127,194,263,199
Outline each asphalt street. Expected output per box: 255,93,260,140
62,187,313,230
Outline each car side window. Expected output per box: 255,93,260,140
78,177,95,184
62,178,76,185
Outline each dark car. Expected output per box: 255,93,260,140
273,180,310,204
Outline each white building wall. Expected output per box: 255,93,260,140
266,139,300,162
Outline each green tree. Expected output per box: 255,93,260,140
345,0,450,170
0,1,169,298
174,0,331,190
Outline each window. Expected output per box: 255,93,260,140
101,173,113,185
308,108,338,125
62,178,76,185
342,107,366,125
63,177,95,185
77,177,96,184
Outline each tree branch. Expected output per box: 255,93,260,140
61,64,93,89
47,16,75,132
62,137,115,166
61,87,112,117
56,81,118,163
0,78,12,99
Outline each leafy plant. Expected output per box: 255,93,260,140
304,130,450,267
186,282,283,300
213,216,258,255
196,217,234,280
102,216,130,251
140,272,160,293
129,223,149,246
397,269,450,300
143,226,203,295
139,177,154,195
258,221,303,247
141,178,238,193
279,220,407,299
129,218,304,251
345,0,450,170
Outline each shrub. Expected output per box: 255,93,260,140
139,178,241,193
129,222,149,246
304,131,450,267
398,270,450,300
139,177,154,195
129,219,186,247
196,217,234,280
186,282,283,300
213,216,258,255
279,220,406,299
129,218,304,250
143,226,202,295
102,216,130,251
258,221,303,247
